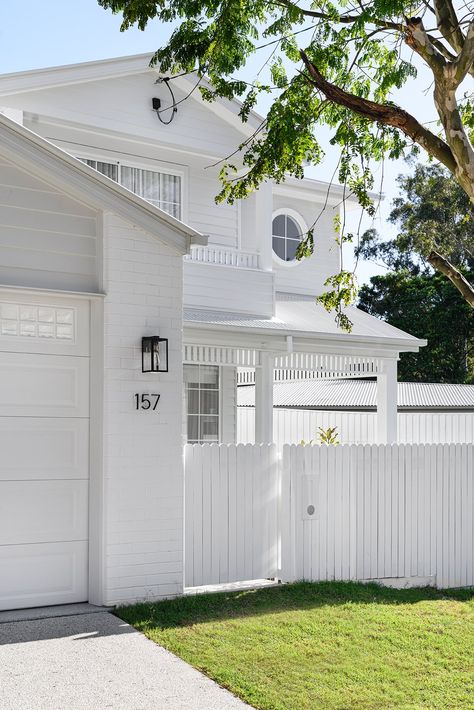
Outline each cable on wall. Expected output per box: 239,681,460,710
152,77,178,125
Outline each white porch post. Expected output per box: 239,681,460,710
377,359,398,443
255,352,274,443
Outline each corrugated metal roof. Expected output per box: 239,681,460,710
237,380,474,411
184,294,423,344
184,308,290,330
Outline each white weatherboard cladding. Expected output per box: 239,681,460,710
9,72,246,158
183,261,274,316
102,214,184,605
187,166,239,249
272,194,340,296
0,158,99,293
0,293,90,611
19,119,240,253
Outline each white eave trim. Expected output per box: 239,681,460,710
272,178,380,207
183,321,427,354
0,54,157,96
0,114,206,255
0,52,263,137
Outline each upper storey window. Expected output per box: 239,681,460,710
79,159,181,219
272,210,305,264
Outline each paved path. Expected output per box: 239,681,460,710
0,611,251,710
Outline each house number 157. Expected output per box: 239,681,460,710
134,394,160,410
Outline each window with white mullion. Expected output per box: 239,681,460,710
77,157,181,219
184,364,220,444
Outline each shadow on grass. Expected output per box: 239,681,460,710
115,580,474,631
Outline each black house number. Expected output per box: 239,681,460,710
134,393,161,410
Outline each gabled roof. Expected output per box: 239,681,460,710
0,113,206,254
0,54,363,202
0,53,262,139
238,380,474,411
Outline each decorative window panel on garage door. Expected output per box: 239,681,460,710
0,303,75,340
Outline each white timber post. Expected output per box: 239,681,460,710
377,358,398,443
255,351,274,443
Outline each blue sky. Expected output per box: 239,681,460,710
1,1,440,284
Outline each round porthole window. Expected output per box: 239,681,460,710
272,211,305,264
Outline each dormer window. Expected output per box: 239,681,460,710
78,158,181,219
272,210,306,264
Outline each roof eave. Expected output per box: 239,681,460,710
0,52,263,137
184,319,427,353
0,53,156,96
0,114,206,254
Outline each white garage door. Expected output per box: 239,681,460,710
0,294,90,611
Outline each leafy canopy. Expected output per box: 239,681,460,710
359,270,474,383
358,165,473,383
99,0,418,197
357,163,474,274
99,0,474,321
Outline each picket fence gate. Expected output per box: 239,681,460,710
184,443,279,587
184,443,474,590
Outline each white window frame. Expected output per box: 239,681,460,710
185,364,220,444
75,150,186,222
271,208,308,268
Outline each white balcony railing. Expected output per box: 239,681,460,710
185,245,259,269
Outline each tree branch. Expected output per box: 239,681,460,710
299,49,458,176
404,16,448,75
452,19,474,86
405,15,474,87
278,1,471,76
372,15,474,201
433,0,465,54
427,250,474,306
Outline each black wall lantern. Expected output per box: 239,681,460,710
142,336,169,373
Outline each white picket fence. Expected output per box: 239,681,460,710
184,443,279,587
184,443,474,590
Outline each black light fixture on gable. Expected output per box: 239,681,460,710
142,336,169,373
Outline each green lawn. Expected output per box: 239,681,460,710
116,581,474,709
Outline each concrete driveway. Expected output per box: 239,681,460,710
0,610,251,710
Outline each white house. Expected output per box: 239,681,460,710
0,54,427,610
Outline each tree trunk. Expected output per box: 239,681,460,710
427,251,474,307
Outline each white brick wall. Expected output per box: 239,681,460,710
102,213,184,605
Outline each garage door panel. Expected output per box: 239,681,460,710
0,353,89,417
0,418,89,481
0,480,88,545
0,297,89,356
0,292,90,611
0,541,88,611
